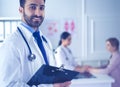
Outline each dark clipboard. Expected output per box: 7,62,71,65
27,64,79,86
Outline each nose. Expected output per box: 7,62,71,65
35,8,44,17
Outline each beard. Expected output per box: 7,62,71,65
23,12,44,28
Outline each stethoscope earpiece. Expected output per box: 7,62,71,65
28,54,36,61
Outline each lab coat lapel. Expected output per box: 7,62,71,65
39,31,51,64
41,35,55,66
18,24,45,64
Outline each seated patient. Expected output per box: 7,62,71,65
54,31,86,73
87,37,120,87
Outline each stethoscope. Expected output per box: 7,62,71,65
17,27,48,61
61,47,69,60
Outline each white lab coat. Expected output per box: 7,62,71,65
54,45,77,70
0,24,55,87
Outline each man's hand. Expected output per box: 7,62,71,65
53,81,71,87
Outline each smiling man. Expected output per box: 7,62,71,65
19,0,45,30
0,0,71,87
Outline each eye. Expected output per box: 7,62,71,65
30,5,36,10
40,6,45,10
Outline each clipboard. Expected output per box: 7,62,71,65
27,64,79,86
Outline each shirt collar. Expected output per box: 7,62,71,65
20,22,36,34
18,22,44,42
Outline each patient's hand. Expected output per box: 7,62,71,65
74,65,91,73
87,67,99,73
53,81,71,87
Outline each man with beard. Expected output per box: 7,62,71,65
0,0,71,87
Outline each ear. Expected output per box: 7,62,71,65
19,7,23,14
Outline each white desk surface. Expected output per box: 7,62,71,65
70,74,114,87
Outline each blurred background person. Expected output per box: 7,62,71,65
87,37,120,87
54,31,86,73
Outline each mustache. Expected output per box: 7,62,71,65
31,15,44,20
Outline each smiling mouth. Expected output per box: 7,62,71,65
33,18,41,21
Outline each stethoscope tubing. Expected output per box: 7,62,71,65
17,27,50,62
17,27,32,54
17,27,37,61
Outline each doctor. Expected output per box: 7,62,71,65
55,32,86,73
0,0,70,87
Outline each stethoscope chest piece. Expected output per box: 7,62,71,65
17,27,49,62
28,54,36,61
17,27,36,62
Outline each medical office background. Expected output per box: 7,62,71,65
0,0,120,67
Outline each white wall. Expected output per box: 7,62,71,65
85,0,120,58
79,0,120,66
0,0,19,17
86,0,120,16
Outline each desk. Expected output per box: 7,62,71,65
70,74,114,87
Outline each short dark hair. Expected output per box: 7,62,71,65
19,0,46,7
106,37,119,50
